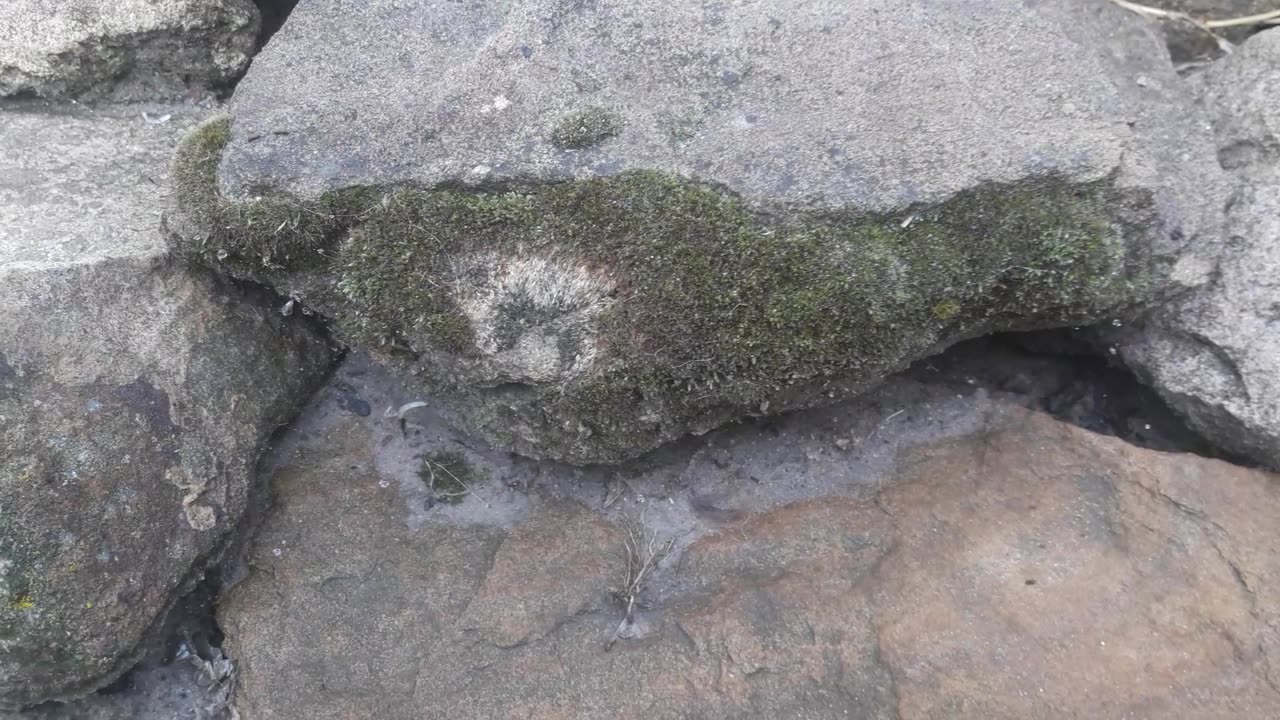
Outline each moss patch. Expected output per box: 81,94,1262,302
932,298,961,321
420,451,487,504
339,173,1144,379
170,118,1154,461
551,107,625,149
170,116,382,281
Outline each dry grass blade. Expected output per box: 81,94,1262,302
1106,0,1246,55
1204,9,1280,28
1109,1,1280,33
422,453,492,508
606,513,674,651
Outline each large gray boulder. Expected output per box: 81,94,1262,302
0,0,260,100
1118,29,1280,469
169,0,1225,463
0,106,330,708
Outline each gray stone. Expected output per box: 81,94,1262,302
169,0,1226,463
1125,1,1280,62
0,1,259,101
217,356,1280,719
1118,29,1280,469
0,105,330,708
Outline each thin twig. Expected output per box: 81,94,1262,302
605,512,673,650
1205,9,1280,29
1109,0,1280,31
424,457,492,508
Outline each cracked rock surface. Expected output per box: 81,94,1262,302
1119,29,1280,469
218,354,1280,719
0,104,330,708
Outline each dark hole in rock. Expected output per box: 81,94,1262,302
214,0,304,96
904,330,1224,461
254,0,302,49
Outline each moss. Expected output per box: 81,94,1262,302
171,121,1153,461
932,298,961,320
170,116,382,282
420,451,486,504
345,173,1141,370
551,107,625,149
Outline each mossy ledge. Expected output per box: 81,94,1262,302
170,116,1156,463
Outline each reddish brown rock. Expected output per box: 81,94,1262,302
220,399,1280,719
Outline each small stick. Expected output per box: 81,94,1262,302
424,457,492,508
1109,0,1280,31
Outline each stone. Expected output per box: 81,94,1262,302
0,0,260,101
5,659,235,720
218,358,1280,719
1118,29,1280,469
0,105,331,708
167,0,1227,464
1127,1,1280,61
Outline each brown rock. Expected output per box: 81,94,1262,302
874,415,1280,718
220,399,1280,719
458,500,620,648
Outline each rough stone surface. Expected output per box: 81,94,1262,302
0,0,260,101
1134,1,1279,61
169,0,1226,464
0,105,330,708
219,357,1280,719
1119,29,1280,469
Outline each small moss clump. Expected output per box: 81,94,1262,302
420,451,486,504
932,298,961,321
551,107,625,149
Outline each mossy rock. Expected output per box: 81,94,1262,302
167,0,1227,463
170,115,1158,463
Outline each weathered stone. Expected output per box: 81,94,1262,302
1118,29,1280,469
0,106,330,708
0,0,259,101
167,0,1226,464
219,361,1280,719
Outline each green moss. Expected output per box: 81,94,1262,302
170,120,1153,461
932,298,961,320
551,107,625,149
420,451,486,504
170,116,382,281
342,172,1142,373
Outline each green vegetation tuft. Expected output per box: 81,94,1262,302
932,298,961,321
420,451,486,504
551,107,625,149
